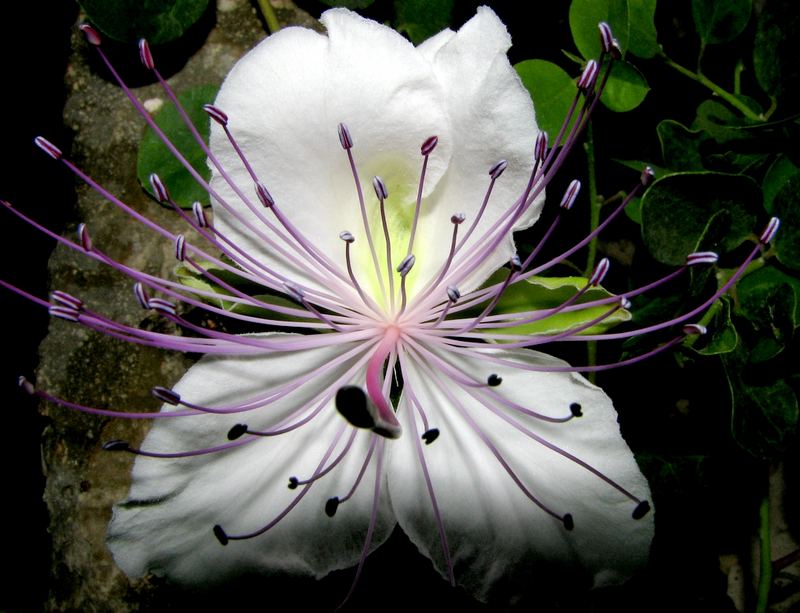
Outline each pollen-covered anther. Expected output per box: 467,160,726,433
151,386,181,405
487,374,502,387
489,159,508,179
133,282,150,309
589,257,610,286
560,179,581,210
148,298,177,316
372,176,388,200
534,131,548,162
138,39,155,70
640,166,656,186
339,230,355,243
337,123,353,150
759,217,780,245
78,23,102,45
685,251,719,266
149,173,170,203
632,500,651,519
682,323,707,336
17,376,35,396
174,235,186,261
421,428,440,444
203,104,229,126
77,223,92,251
192,201,209,228
446,285,460,303
51,290,83,310
227,423,248,440
421,135,438,156
577,59,599,92
34,136,62,160
49,305,80,322
255,181,274,208
450,213,466,225
397,254,416,277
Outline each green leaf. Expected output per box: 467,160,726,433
640,172,760,265
692,0,752,45
689,297,738,355
515,60,578,137
394,0,454,45
470,273,631,339
739,267,800,327
627,0,659,58
770,174,800,270
657,120,709,171
137,84,218,209
763,155,800,215
569,0,629,60
753,0,800,108
600,60,649,112
77,0,210,44
624,195,642,224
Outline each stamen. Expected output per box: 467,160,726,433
174,235,186,261
149,172,170,203
33,136,62,160
577,60,599,92
191,201,210,228
489,159,508,180
77,223,92,251
487,374,502,387
138,38,155,70
202,104,229,126
397,255,416,314
151,386,181,405
407,136,438,257
560,179,581,210
686,251,719,266
421,428,440,444
373,176,395,308
133,282,150,309
534,132,548,162
78,23,102,45
598,22,614,55
760,217,780,244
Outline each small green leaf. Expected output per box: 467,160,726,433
689,297,738,355
627,0,659,58
692,0,752,45
137,84,218,209
657,120,709,171
569,0,629,60
738,267,800,327
600,60,649,112
753,0,800,108
641,172,761,265
770,174,800,270
515,60,578,137
394,0,454,45
763,155,800,215
77,0,210,44
624,195,642,224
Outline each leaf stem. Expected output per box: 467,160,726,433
660,54,763,121
583,122,600,383
755,493,772,613
255,0,281,34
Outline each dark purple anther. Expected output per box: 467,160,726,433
51,290,83,310
560,179,581,210
151,386,181,405
562,513,575,531
397,254,416,277
78,23,102,46
450,213,466,225
77,223,92,251
682,323,707,336
577,60,599,92
421,428,440,444
325,497,340,517
139,39,155,70
590,258,610,286
133,282,150,309
337,123,353,150
421,135,438,156
598,22,614,54
569,402,583,417
534,131,548,162
489,159,508,180
17,376,35,395
487,374,502,387
149,173,170,203
760,217,780,245
174,235,186,261
640,166,656,187
192,202,209,228
49,305,80,322
372,176,388,201
148,298,177,316
632,500,651,519
255,181,274,208
213,525,229,545
203,104,229,127
685,251,719,266
227,424,248,440
446,285,460,303
34,136,62,160
339,231,355,243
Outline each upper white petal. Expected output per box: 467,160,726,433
108,337,394,585
387,345,653,600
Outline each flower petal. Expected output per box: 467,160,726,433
388,346,653,600
108,337,394,584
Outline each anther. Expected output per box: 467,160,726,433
34,136,62,160
686,251,719,266
192,201,209,228
632,500,651,520
562,513,575,531
325,497,340,517
451,213,466,225
421,135,438,156
489,159,508,179
372,176,388,201
339,231,355,243
49,305,80,322
682,323,707,336
640,166,656,187
560,179,581,210
335,386,375,429
397,254,416,277
78,23,102,45
138,39,155,70
590,258,610,286
422,428,440,444
149,173,170,203
51,290,83,310
619,296,631,310
148,298,177,316
287,477,299,490
102,440,131,452
577,60,599,92
255,181,274,208
598,22,614,54
227,423,248,440
213,524,229,545
337,123,353,150
77,223,92,251
174,235,186,261
509,254,522,272
446,286,460,303
17,376,35,395
133,282,150,309
759,217,780,245
151,386,180,405
534,132,548,162
487,374,502,387
203,104,229,126
569,402,583,417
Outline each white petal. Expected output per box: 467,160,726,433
388,346,653,600
108,337,394,585
209,10,452,296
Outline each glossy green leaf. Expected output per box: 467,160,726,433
689,297,738,355
569,0,629,60
137,84,218,209
657,120,709,171
763,155,800,215
753,0,800,107
394,0,454,45
627,0,659,58
739,267,800,328
600,60,649,112
77,0,210,44
515,60,577,137
471,273,631,339
770,174,800,270
641,172,760,265
692,0,751,45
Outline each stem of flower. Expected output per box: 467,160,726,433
755,492,772,613
660,54,763,121
255,0,281,33
583,123,600,383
